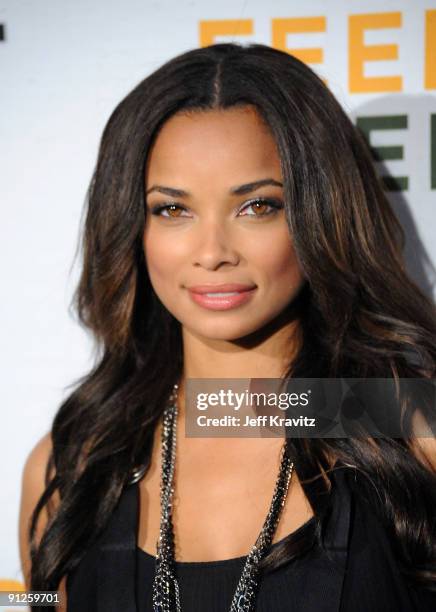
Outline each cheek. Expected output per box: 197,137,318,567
257,236,303,287
277,246,303,281
143,231,173,285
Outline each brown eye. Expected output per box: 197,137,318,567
166,205,183,217
251,202,269,215
239,198,284,218
150,203,189,218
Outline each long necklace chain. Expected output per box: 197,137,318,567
151,382,294,612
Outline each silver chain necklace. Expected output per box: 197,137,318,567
151,382,294,612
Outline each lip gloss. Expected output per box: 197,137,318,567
187,288,257,311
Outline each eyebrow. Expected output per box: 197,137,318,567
145,178,283,198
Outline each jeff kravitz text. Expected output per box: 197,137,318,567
196,414,316,427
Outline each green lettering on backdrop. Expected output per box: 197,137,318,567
356,115,408,191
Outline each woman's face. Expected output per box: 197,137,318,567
143,105,305,342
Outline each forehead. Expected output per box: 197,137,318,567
144,106,282,187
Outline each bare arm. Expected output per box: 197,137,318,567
18,432,67,612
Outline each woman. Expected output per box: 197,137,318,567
19,42,436,611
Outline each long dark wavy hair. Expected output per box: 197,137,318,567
29,42,436,601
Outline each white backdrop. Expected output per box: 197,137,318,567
1,0,435,595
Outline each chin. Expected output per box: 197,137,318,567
183,318,270,342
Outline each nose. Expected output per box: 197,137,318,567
192,220,240,271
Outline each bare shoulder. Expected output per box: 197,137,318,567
410,410,436,472
21,432,53,492
19,432,54,554
19,432,67,611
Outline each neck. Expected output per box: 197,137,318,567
177,303,303,418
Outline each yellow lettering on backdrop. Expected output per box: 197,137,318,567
0,578,26,590
425,10,436,89
349,12,402,93
272,17,326,76
199,20,253,46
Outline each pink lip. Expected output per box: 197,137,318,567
187,283,256,293
186,284,257,311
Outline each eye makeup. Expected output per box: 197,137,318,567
147,197,284,219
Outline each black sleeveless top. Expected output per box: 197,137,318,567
66,467,436,611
